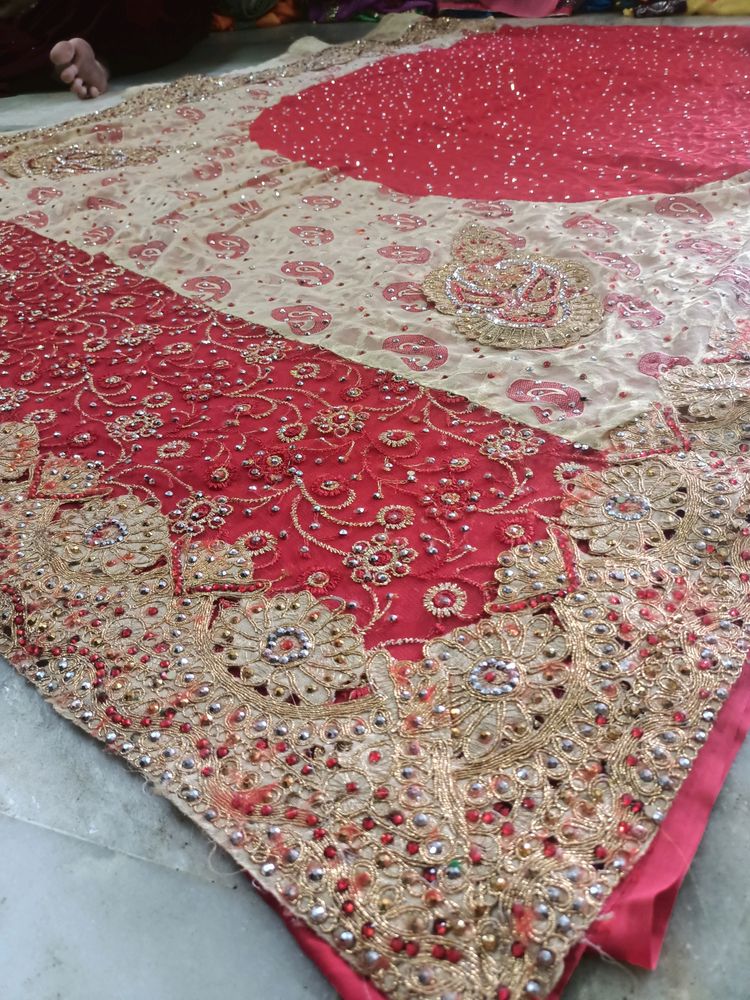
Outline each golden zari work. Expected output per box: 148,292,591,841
1,358,750,1000
1,143,164,179
424,223,603,350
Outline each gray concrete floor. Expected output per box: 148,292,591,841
1,18,749,1000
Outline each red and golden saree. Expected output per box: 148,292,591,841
1,16,749,998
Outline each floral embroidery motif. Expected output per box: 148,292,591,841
423,224,603,350
47,496,168,576
423,582,468,618
312,406,369,437
661,361,750,419
213,592,373,704
429,613,570,764
2,223,750,1000
559,461,688,555
345,535,417,586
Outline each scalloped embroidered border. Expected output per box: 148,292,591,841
1,361,749,999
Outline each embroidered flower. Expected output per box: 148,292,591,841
375,505,415,530
560,461,687,555
205,465,235,490
142,392,173,409
422,478,481,521
554,462,587,485
285,568,342,596
345,534,417,586
157,440,190,459
661,361,750,420
241,340,288,365
480,427,546,461
116,325,160,347
242,530,277,558
245,450,297,485
161,341,193,356
374,428,419,455
276,422,307,444
309,476,348,500
290,363,321,380
108,411,163,442
23,409,56,427
170,495,232,535
0,387,28,411
427,614,569,764
213,591,369,704
423,583,467,618
312,406,368,438
46,495,168,576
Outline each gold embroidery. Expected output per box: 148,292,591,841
559,460,689,555
423,582,467,618
0,421,38,478
424,224,603,351
1,359,749,1000
213,591,374,705
1,144,164,179
662,361,750,421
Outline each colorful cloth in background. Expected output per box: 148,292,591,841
307,0,431,22
215,0,427,23
438,0,577,16
214,0,306,26
626,0,687,15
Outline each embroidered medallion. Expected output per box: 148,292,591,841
423,224,603,350
1,143,164,179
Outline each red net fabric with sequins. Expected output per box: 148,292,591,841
1,19,750,1000
250,26,750,202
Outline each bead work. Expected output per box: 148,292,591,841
0,222,749,1000
424,224,603,350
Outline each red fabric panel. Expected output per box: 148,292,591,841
251,26,750,202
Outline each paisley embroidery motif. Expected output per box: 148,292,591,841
1,143,164,179
423,224,603,350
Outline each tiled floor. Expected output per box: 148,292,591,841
1,18,749,1000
